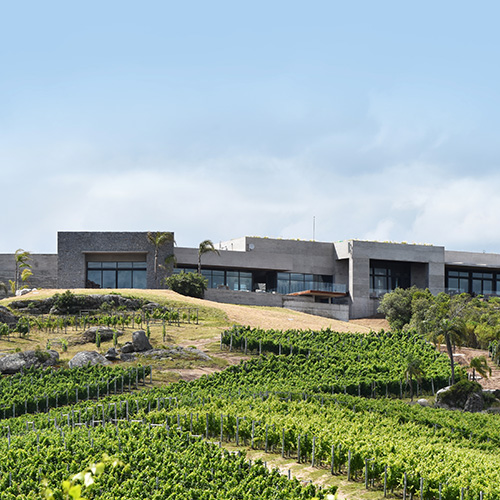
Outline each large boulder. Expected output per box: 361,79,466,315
435,380,491,412
0,349,59,374
0,306,18,327
132,330,153,352
120,342,135,354
69,351,111,368
464,392,485,413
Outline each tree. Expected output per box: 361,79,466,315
165,271,208,299
378,286,421,331
147,232,175,287
9,249,32,294
430,316,467,385
469,356,491,382
404,353,424,401
160,253,177,275
197,239,220,275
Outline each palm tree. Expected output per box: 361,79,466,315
147,232,175,287
405,353,424,401
198,240,220,275
159,253,177,277
469,356,491,382
10,249,32,294
434,317,467,385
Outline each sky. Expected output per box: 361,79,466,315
2,1,500,253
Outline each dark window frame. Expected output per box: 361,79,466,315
86,261,147,289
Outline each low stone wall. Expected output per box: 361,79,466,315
205,288,283,307
282,297,350,321
205,289,349,321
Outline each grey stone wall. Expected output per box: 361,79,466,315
177,237,337,276
206,288,349,321
334,240,446,319
0,254,58,295
205,288,283,307
57,232,174,289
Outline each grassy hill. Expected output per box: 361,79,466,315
0,289,385,384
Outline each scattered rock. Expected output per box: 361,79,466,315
0,306,18,326
120,342,135,354
120,346,211,362
142,302,161,311
0,350,59,374
120,353,135,362
68,351,111,368
417,398,430,407
132,330,153,352
104,347,119,360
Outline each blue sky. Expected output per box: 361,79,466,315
2,1,500,253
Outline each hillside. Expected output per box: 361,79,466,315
2,288,384,332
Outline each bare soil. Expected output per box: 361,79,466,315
444,346,500,390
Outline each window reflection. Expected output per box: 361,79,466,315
86,261,147,289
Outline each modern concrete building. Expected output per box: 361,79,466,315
2,231,500,320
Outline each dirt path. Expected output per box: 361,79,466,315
445,346,500,390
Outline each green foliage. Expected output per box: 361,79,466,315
165,271,208,299
35,347,51,362
53,291,82,315
96,332,101,348
43,453,124,500
220,326,454,395
377,286,419,331
470,355,491,381
0,364,150,418
147,231,175,286
12,249,32,292
0,322,9,337
197,239,220,274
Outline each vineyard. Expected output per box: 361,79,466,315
0,293,499,499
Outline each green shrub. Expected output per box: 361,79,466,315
164,272,208,299
0,323,9,337
53,290,81,314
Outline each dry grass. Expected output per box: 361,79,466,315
0,288,388,382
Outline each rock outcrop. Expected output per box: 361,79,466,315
0,306,18,327
68,351,111,368
0,349,59,374
120,330,153,354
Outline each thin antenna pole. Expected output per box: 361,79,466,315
313,216,316,241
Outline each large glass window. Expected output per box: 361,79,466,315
446,268,498,296
173,268,254,291
277,272,334,294
86,261,147,289
370,260,411,294
240,272,252,291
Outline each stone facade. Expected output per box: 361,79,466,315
58,232,174,289
0,254,58,295
2,231,500,321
